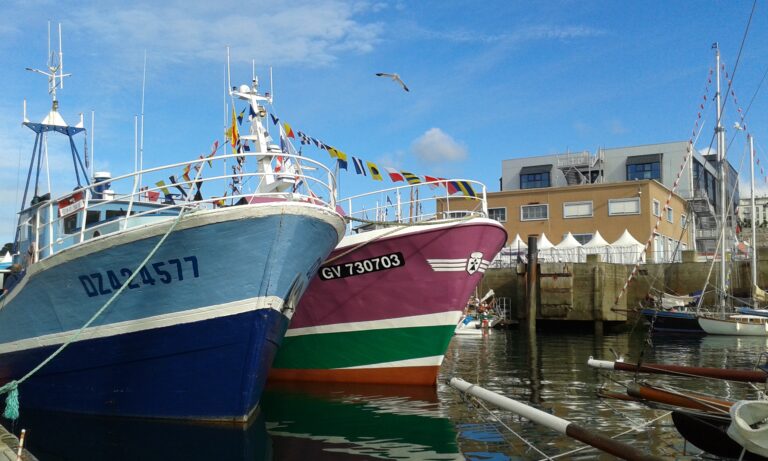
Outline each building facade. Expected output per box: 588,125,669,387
499,141,738,253
478,180,691,263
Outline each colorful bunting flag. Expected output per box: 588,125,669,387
270,114,279,125
182,164,192,183
449,180,476,197
367,161,383,181
283,122,295,139
237,108,246,125
423,175,441,188
402,171,420,184
229,109,240,152
168,176,188,198
155,180,171,196
352,157,367,176
385,167,405,182
337,158,348,170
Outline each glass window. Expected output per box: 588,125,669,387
520,172,550,189
608,198,640,216
63,215,78,234
666,207,674,223
444,211,471,219
563,201,593,218
521,204,549,221
652,200,660,217
681,214,687,229
627,162,661,180
488,207,507,222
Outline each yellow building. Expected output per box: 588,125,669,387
451,179,692,263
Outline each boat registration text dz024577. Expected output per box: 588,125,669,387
318,252,404,281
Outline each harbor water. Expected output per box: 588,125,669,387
8,326,767,460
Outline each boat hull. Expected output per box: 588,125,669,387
269,218,507,385
641,309,703,333
0,203,343,421
698,316,768,336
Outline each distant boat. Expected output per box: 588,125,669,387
698,314,768,336
0,39,345,422
269,179,507,385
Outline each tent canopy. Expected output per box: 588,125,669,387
583,230,610,248
555,232,582,249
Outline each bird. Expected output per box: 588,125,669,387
375,72,409,92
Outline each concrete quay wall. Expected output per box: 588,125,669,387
482,248,768,323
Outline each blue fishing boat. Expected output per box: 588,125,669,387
0,29,345,422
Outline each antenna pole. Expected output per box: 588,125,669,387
270,67,274,104
58,23,64,89
91,110,95,178
226,47,232,95
140,50,147,185
714,43,727,311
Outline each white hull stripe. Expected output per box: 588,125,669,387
0,296,285,355
340,355,444,369
285,311,462,337
426,259,491,272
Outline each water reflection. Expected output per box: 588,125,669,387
11,409,271,461
262,382,462,460
6,330,767,460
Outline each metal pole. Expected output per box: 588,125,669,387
714,43,727,311
749,135,758,305
449,378,663,461
526,236,538,330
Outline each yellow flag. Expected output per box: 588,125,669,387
366,161,383,181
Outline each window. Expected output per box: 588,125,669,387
653,234,663,262
63,214,78,234
627,162,661,180
520,172,550,189
488,207,507,222
445,211,471,219
85,211,100,226
521,204,549,221
608,198,640,216
563,201,593,218
681,214,687,229
572,233,593,245
652,200,660,217
666,206,674,223
626,154,662,181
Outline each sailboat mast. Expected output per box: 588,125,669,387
749,134,757,305
714,43,727,310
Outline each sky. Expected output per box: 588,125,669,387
1,1,768,244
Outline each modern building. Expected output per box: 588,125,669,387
499,141,739,253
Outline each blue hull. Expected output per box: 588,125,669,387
641,309,704,333
0,205,342,421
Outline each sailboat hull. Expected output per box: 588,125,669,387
698,315,768,336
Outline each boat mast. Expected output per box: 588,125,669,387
749,134,758,305
714,43,727,311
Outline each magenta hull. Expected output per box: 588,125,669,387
270,218,507,385
290,219,508,328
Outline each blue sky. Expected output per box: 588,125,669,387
1,1,767,244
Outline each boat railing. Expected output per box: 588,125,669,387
338,179,487,235
18,152,336,262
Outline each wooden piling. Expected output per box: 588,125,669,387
526,236,538,332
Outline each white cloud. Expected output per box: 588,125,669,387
410,128,467,163
411,24,605,44
609,120,628,135
73,1,384,68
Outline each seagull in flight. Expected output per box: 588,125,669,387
375,72,409,92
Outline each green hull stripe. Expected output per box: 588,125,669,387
273,324,456,370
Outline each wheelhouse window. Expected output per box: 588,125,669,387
608,198,640,216
563,201,592,218
521,204,549,221
488,207,507,222
626,154,662,181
